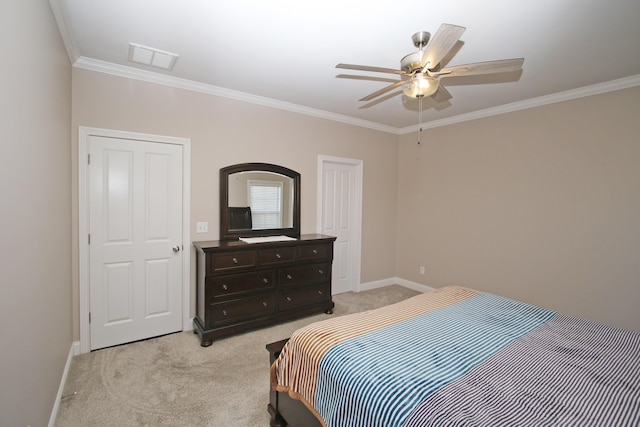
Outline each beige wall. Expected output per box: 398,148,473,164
71,69,640,341
0,1,72,426
397,87,640,332
71,69,399,339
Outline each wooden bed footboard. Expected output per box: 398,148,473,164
266,339,323,427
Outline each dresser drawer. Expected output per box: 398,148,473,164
207,293,276,326
298,243,332,261
208,250,257,274
278,284,330,311
279,263,330,288
259,247,296,266
207,270,275,300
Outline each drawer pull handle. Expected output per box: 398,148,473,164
263,278,269,284
286,274,292,280
263,301,268,307
276,253,281,259
222,284,228,291
286,296,292,302
317,290,323,295
222,310,227,316
232,257,238,264
312,249,318,254
318,269,324,275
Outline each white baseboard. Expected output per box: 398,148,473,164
49,341,80,427
358,277,434,293
357,277,396,292
395,278,435,293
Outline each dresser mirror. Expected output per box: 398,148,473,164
220,163,300,240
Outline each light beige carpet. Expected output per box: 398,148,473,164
55,285,419,426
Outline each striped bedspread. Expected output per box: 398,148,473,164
271,286,640,426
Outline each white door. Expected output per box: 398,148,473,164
319,157,362,295
88,136,183,350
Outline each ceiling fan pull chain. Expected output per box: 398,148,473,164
418,96,423,145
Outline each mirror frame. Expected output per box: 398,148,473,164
219,162,301,241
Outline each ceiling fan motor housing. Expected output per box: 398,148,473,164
401,51,425,73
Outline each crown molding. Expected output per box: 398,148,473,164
73,56,639,136
399,74,640,134
49,0,80,63
73,57,399,135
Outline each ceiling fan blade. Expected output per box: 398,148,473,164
420,24,466,71
336,63,406,75
438,58,524,78
359,80,404,101
337,74,399,83
432,84,453,103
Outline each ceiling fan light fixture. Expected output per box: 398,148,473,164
402,74,438,98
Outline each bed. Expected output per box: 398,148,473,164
267,286,639,426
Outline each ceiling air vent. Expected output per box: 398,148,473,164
128,43,178,70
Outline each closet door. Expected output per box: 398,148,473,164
88,135,183,350
319,156,362,295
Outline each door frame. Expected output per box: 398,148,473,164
317,155,363,293
78,127,191,353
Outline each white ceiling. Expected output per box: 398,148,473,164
50,0,640,133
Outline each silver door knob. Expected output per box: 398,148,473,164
172,245,180,252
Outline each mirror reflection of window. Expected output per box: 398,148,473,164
221,164,299,240
248,180,283,229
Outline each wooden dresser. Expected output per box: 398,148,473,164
193,234,336,346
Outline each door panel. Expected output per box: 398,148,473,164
89,136,183,350
104,262,133,324
146,258,171,316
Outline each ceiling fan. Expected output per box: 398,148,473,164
337,23,524,104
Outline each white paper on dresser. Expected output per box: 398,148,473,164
239,235,297,244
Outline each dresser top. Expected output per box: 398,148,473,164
194,233,336,251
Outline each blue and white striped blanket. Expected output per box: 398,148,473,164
272,286,640,426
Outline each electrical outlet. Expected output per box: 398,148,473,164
419,266,425,275
196,222,208,233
